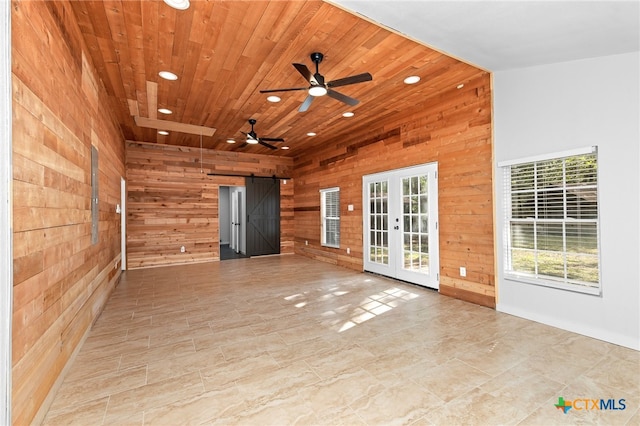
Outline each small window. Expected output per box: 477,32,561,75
320,187,340,248
501,147,600,295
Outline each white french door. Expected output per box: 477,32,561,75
363,163,439,289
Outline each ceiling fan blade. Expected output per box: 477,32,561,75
260,87,308,93
327,72,373,88
260,137,285,142
293,63,319,85
259,140,278,150
298,94,314,112
327,89,359,106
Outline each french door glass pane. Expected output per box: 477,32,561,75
369,181,388,265
402,175,430,274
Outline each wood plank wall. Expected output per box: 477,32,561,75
11,0,126,424
125,142,294,269
293,73,495,307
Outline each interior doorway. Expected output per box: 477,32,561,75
219,186,248,260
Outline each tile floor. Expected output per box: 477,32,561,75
42,255,639,425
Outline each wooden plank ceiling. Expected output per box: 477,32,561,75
70,0,485,157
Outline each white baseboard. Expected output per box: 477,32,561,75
497,303,640,351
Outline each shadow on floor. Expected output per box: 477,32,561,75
220,244,249,260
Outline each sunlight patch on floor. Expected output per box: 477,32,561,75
337,287,419,332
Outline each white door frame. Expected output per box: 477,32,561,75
231,190,239,251
230,187,246,255
1,0,13,421
363,163,439,289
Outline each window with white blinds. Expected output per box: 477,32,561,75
501,147,601,295
320,187,340,248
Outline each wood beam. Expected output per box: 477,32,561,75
134,116,216,136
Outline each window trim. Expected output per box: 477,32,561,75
497,146,596,168
500,146,602,296
320,187,340,249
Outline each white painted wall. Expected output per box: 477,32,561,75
0,0,12,421
494,52,640,350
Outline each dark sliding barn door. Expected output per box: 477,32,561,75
245,177,280,256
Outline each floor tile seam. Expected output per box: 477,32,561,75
446,386,530,425
60,362,149,396
568,371,640,398
45,394,111,425
145,330,213,348
219,347,271,363
455,347,534,373
71,345,127,362
41,393,108,422
104,370,205,417
141,308,190,319
116,337,199,366
53,359,124,387
402,376,451,406
589,351,639,370
454,356,503,381
347,393,438,426
514,392,563,425
44,383,122,418
100,395,110,426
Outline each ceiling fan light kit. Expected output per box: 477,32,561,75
163,0,190,10
308,86,328,97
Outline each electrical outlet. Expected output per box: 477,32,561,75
180,246,186,253
346,248,350,254
460,266,466,277
305,240,308,246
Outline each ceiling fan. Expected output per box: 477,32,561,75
240,118,284,150
260,52,373,112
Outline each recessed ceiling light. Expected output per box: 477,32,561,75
342,112,354,118
457,83,465,89
163,0,190,10
158,71,178,81
158,130,169,136
158,108,172,115
307,132,316,137
267,95,281,103
281,146,290,150
404,75,421,85
226,139,236,144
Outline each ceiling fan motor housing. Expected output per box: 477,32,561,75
310,52,324,64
